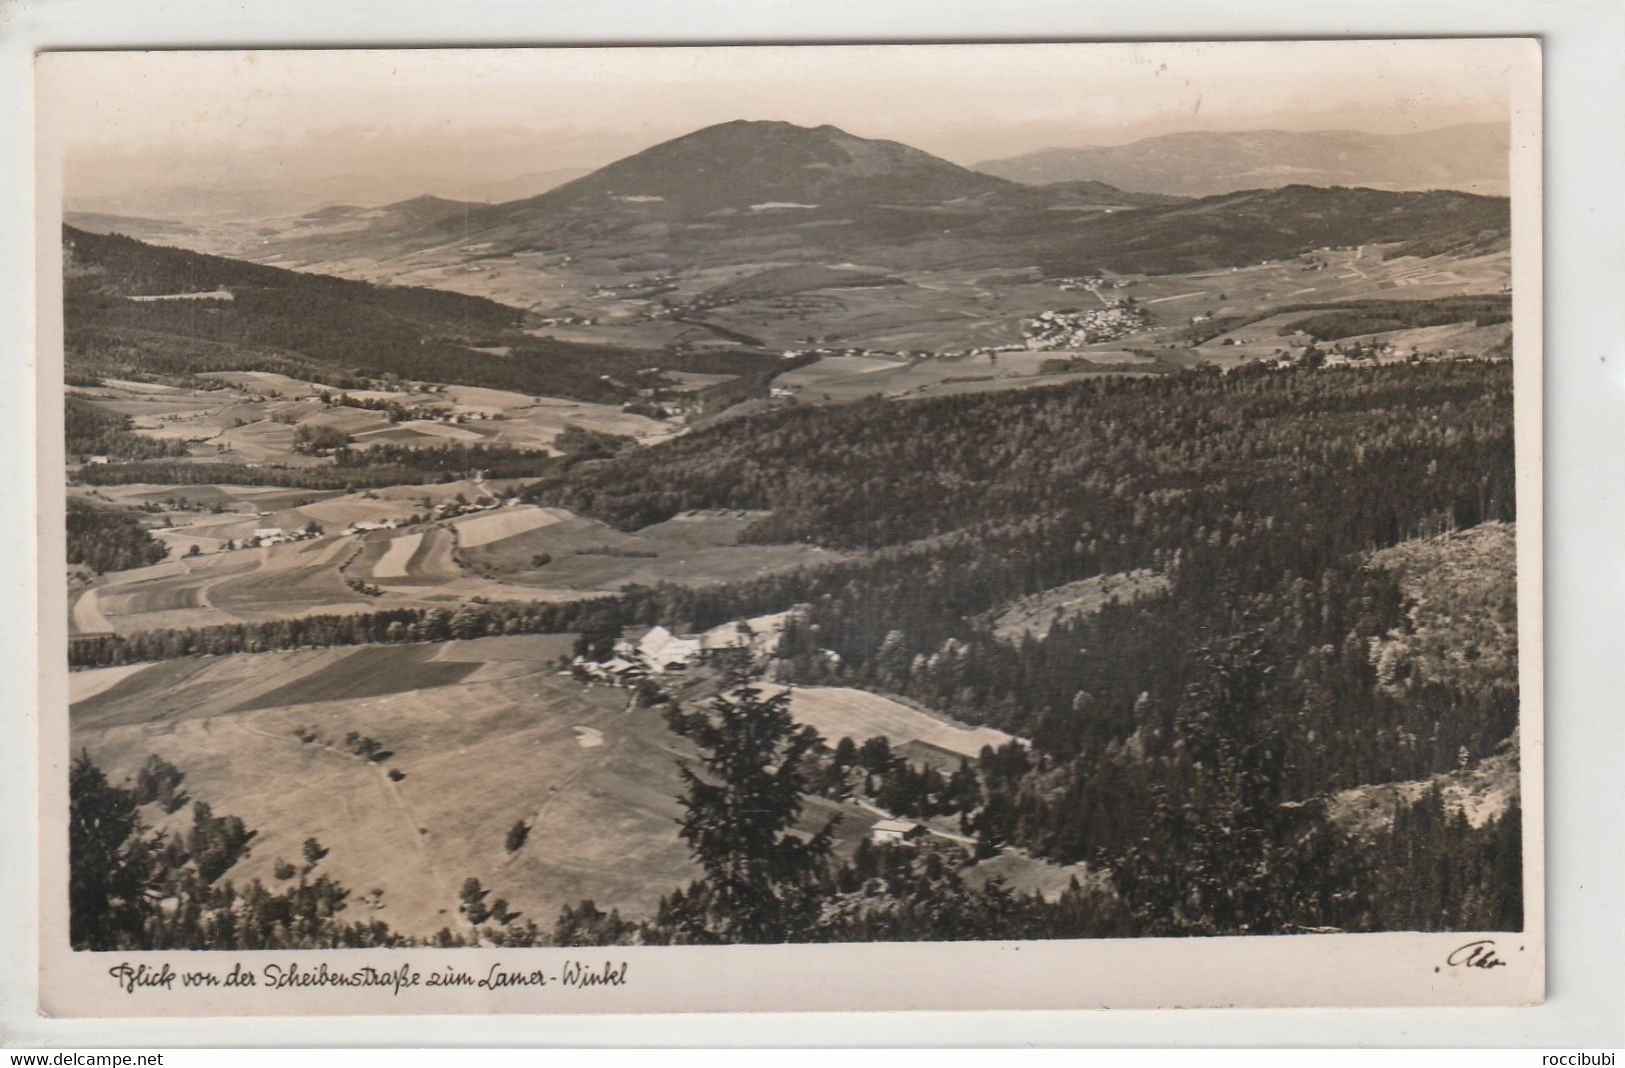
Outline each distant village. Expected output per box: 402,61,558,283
1019,303,1149,349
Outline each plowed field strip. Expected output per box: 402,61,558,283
227,644,481,713
373,533,423,579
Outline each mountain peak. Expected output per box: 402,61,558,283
526,119,1012,216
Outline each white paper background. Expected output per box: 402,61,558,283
1,0,1621,1049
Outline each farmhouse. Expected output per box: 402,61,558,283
572,656,645,682
609,611,803,675
637,626,704,672
341,519,398,535
602,657,643,678
870,818,927,845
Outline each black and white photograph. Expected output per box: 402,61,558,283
32,39,1544,1014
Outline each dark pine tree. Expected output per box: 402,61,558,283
661,677,838,943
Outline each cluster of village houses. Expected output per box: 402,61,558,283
338,518,401,536
1251,338,1486,370
339,495,518,537
1020,304,1149,348
245,525,323,548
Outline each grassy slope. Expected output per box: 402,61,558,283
68,637,890,938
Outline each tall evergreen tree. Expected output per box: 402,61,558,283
661,678,838,942
69,751,162,949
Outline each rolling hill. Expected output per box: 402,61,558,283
1037,184,1511,276
60,225,677,401
974,123,1510,197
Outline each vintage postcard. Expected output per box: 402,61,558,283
33,39,1543,1016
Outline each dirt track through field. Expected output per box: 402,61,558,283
70,588,113,635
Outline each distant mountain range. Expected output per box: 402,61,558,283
67,120,1510,281
66,166,590,222
973,124,1510,197
72,121,1174,272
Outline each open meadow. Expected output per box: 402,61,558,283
67,634,988,938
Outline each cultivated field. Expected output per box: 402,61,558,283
449,506,571,548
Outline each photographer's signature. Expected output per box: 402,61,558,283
1444,939,1507,970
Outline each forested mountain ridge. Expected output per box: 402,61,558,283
76,124,1511,296
1037,185,1510,276
524,360,1512,552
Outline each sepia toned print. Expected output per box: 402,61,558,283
35,40,1543,1014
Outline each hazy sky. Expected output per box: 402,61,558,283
41,41,1516,215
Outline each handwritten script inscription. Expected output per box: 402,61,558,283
1445,939,1507,970
108,959,630,997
